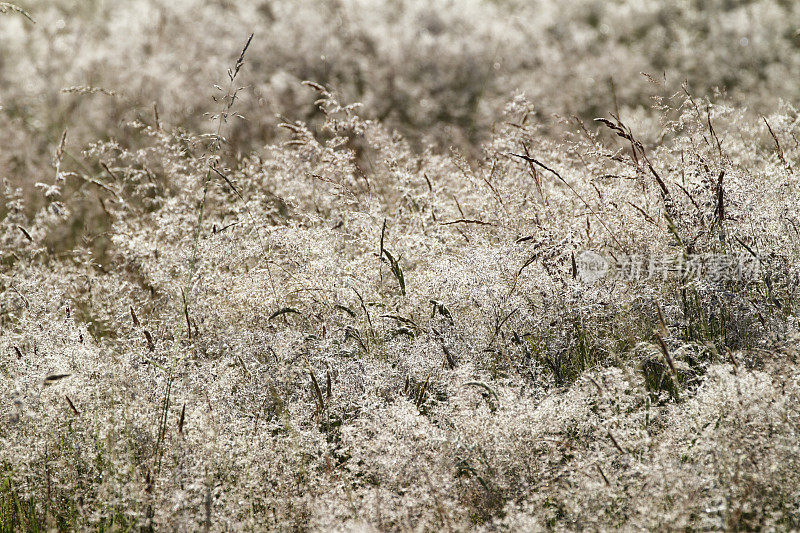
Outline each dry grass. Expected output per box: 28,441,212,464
2,0,800,531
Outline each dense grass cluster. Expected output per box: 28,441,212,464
2,0,800,530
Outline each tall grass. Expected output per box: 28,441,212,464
2,0,800,530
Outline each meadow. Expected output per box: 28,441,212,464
2,0,800,530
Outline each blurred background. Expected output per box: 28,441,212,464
1,0,799,191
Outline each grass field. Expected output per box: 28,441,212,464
2,0,800,530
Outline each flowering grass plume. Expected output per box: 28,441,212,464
2,0,800,530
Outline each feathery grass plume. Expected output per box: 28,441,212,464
0,2,33,22
2,1,800,530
